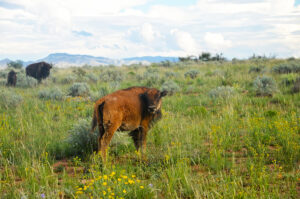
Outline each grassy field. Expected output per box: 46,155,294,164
0,58,299,198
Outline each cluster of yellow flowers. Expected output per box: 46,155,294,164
74,171,145,198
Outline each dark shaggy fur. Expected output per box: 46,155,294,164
91,86,167,160
6,70,17,87
26,62,52,83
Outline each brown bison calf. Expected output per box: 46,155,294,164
91,86,167,160
7,70,17,87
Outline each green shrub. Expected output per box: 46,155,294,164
38,87,64,100
281,74,297,86
253,76,278,96
291,77,300,93
100,70,124,82
16,73,38,88
209,86,235,99
0,79,6,86
7,60,23,69
92,86,109,101
165,71,178,78
143,70,160,87
61,75,76,84
290,61,300,72
186,85,196,93
68,82,90,97
0,89,23,109
50,75,57,83
272,64,292,74
87,73,98,83
184,70,199,79
109,81,120,91
0,70,8,78
249,66,263,73
161,80,180,95
73,68,86,78
65,119,98,157
271,62,300,74
98,86,110,97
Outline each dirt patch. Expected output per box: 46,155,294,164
53,160,84,177
191,165,207,175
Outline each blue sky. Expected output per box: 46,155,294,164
0,0,300,61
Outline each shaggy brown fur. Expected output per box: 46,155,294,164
6,70,17,87
91,86,167,160
26,62,52,83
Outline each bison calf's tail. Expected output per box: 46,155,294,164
91,101,105,133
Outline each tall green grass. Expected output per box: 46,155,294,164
0,58,299,198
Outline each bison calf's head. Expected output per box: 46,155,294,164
140,89,168,114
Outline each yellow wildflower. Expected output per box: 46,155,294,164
128,179,135,184
103,182,107,186
140,186,144,189
123,189,127,193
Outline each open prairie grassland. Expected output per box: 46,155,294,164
0,59,299,198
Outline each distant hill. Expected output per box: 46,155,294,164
0,53,178,68
123,56,179,63
0,58,11,66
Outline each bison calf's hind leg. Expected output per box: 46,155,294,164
97,124,105,154
100,122,121,161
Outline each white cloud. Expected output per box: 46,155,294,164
204,32,232,51
171,29,199,54
0,0,300,60
140,23,156,42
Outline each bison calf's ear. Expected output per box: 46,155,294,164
160,90,168,97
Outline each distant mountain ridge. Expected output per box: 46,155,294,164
0,53,179,68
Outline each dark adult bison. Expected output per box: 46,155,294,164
91,86,167,160
26,62,52,83
6,70,17,87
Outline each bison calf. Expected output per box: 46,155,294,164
91,86,167,160
6,70,17,87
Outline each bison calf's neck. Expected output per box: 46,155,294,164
91,86,167,161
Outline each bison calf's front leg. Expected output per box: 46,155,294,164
129,128,143,150
129,127,148,154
